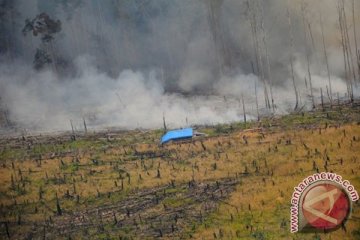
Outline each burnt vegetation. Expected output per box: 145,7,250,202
0,104,359,239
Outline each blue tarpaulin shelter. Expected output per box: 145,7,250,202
161,128,193,144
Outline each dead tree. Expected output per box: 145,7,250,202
342,1,357,88
301,1,315,108
338,0,354,102
163,114,167,132
206,0,228,75
242,95,247,124
287,5,299,110
83,117,87,134
255,81,260,121
320,88,324,111
320,13,333,105
353,0,360,79
259,1,275,110
56,193,62,216
4,222,10,238
70,120,76,141
247,0,271,109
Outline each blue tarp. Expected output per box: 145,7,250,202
161,128,193,144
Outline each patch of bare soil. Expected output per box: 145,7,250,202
12,178,238,239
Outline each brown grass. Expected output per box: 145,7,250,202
0,109,359,239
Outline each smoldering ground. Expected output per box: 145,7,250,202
0,0,359,132
0,57,260,131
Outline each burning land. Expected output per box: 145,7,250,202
1,0,360,239
0,103,360,239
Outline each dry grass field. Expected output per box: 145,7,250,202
0,104,359,239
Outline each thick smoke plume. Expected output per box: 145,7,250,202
0,0,359,132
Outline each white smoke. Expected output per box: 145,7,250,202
1,54,354,133
0,56,256,132
0,0,359,132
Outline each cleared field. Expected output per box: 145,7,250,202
0,105,359,239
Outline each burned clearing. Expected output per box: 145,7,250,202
1,0,360,239
0,104,360,239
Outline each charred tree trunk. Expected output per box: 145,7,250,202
163,114,167,132
242,95,246,124
83,117,87,134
